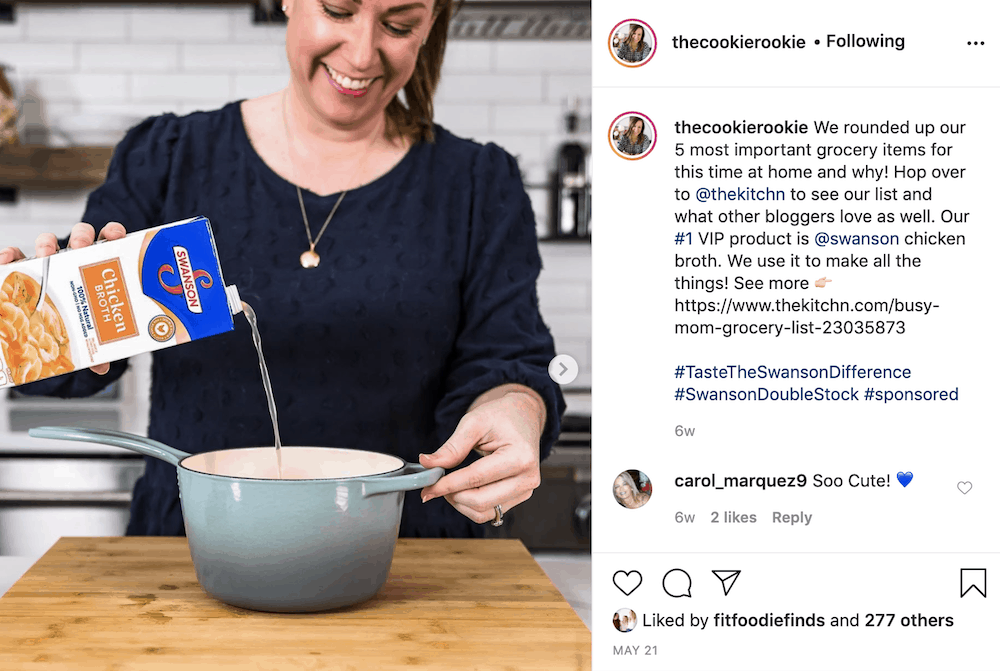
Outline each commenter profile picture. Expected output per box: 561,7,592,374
610,19,656,66
614,470,652,509
610,112,655,160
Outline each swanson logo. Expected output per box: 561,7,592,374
157,246,214,314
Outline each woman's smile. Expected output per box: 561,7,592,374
323,63,379,97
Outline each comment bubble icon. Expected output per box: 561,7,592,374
663,568,693,598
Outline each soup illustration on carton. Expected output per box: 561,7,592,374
0,216,242,388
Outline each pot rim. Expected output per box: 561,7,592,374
177,445,408,483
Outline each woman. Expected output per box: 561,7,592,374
1,0,564,539
614,472,650,509
617,24,651,63
617,116,651,156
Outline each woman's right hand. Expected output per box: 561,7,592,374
0,222,128,375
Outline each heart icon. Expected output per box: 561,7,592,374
897,472,913,487
613,570,642,596
958,481,973,495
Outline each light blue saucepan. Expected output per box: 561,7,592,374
28,426,443,613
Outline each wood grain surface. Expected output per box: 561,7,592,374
0,537,590,670
0,146,114,189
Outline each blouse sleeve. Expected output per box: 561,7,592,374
642,44,652,60
617,44,628,59
15,114,179,399
432,144,566,462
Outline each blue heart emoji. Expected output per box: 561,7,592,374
897,472,913,487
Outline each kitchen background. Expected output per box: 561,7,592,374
0,1,592,629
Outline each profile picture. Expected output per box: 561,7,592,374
614,608,638,632
613,470,652,509
609,112,655,160
610,19,656,66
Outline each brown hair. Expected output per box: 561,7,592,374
626,117,646,143
626,24,646,50
385,0,460,143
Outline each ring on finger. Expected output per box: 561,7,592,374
491,504,503,527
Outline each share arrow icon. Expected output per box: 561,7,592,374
712,570,741,596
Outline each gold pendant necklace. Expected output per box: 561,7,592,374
295,184,346,268
282,89,354,269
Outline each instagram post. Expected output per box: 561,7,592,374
594,1,998,670
3,0,996,668
0,1,593,668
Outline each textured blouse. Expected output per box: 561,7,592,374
617,41,651,63
618,134,652,156
19,101,565,539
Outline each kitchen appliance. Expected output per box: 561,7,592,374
549,99,591,240
0,354,151,558
254,0,591,39
450,0,591,40
30,426,444,613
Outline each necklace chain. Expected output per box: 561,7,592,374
295,180,346,250
281,88,357,260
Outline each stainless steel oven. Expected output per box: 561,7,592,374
0,354,151,558
0,352,151,451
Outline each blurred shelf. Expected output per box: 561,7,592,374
0,145,113,190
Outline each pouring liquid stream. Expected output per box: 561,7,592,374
241,302,283,479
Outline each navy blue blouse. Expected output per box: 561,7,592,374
20,101,565,539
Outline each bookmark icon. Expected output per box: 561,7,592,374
960,569,986,598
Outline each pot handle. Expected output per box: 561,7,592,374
28,426,191,467
362,463,444,497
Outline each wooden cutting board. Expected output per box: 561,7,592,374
0,537,590,670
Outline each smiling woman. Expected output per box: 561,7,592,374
6,0,566,540
283,0,450,145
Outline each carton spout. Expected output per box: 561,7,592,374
225,285,243,316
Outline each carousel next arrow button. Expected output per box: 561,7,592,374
548,354,579,385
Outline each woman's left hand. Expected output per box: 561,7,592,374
418,386,546,523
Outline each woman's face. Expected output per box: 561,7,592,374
632,120,644,137
285,0,436,128
632,27,644,45
614,476,634,503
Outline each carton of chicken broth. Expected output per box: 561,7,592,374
0,216,242,388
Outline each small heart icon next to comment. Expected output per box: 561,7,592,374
958,481,973,495
613,570,642,596
897,472,913,487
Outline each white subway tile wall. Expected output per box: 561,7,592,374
0,4,592,389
